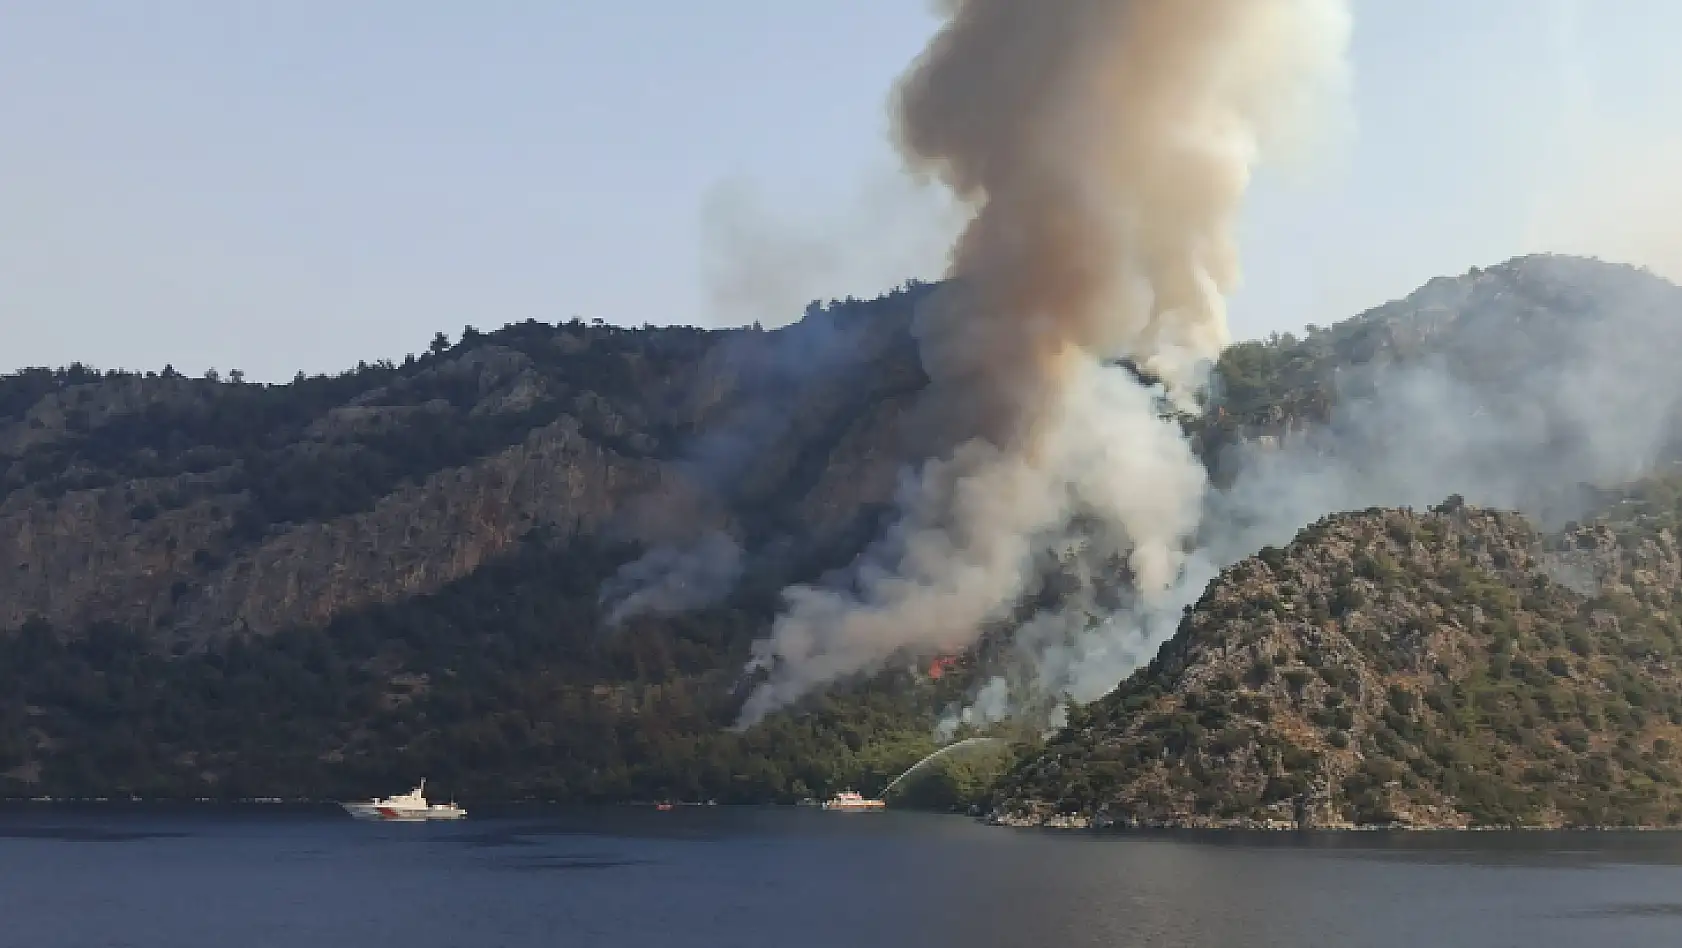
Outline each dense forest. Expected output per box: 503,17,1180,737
0,284,990,803
4,255,1682,807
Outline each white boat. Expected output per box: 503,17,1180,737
822,790,885,811
340,780,466,822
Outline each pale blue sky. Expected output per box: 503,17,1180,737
2,1,1678,379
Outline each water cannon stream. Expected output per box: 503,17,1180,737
880,737,1010,798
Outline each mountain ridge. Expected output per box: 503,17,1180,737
4,254,1682,805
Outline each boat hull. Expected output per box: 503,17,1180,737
341,802,466,822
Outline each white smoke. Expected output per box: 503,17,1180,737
595,290,913,627
599,530,745,627
935,675,1013,743
738,0,1354,727
988,255,1682,712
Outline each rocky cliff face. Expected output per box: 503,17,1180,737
11,255,1678,650
174,418,657,640
0,288,930,642
992,501,1682,829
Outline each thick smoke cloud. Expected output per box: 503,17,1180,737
953,255,1682,725
738,0,1353,726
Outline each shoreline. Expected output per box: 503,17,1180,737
985,812,1682,833
5,798,1681,833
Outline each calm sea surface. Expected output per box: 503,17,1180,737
3,805,1682,947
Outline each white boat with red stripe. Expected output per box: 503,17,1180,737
821,790,885,811
340,779,466,821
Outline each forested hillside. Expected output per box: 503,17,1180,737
993,487,1682,829
4,255,1681,803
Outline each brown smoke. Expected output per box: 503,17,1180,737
738,0,1352,725
900,0,1349,433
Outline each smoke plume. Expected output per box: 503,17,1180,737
598,289,917,626
738,0,1353,726
959,254,1682,724
599,529,745,627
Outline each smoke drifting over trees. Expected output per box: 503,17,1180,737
737,0,1355,725
601,3,1682,739
961,256,1682,727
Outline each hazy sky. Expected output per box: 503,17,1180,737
2,1,1679,380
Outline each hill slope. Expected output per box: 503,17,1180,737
992,497,1682,829
0,290,932,642
3,254,1682,802
0,290,949,801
